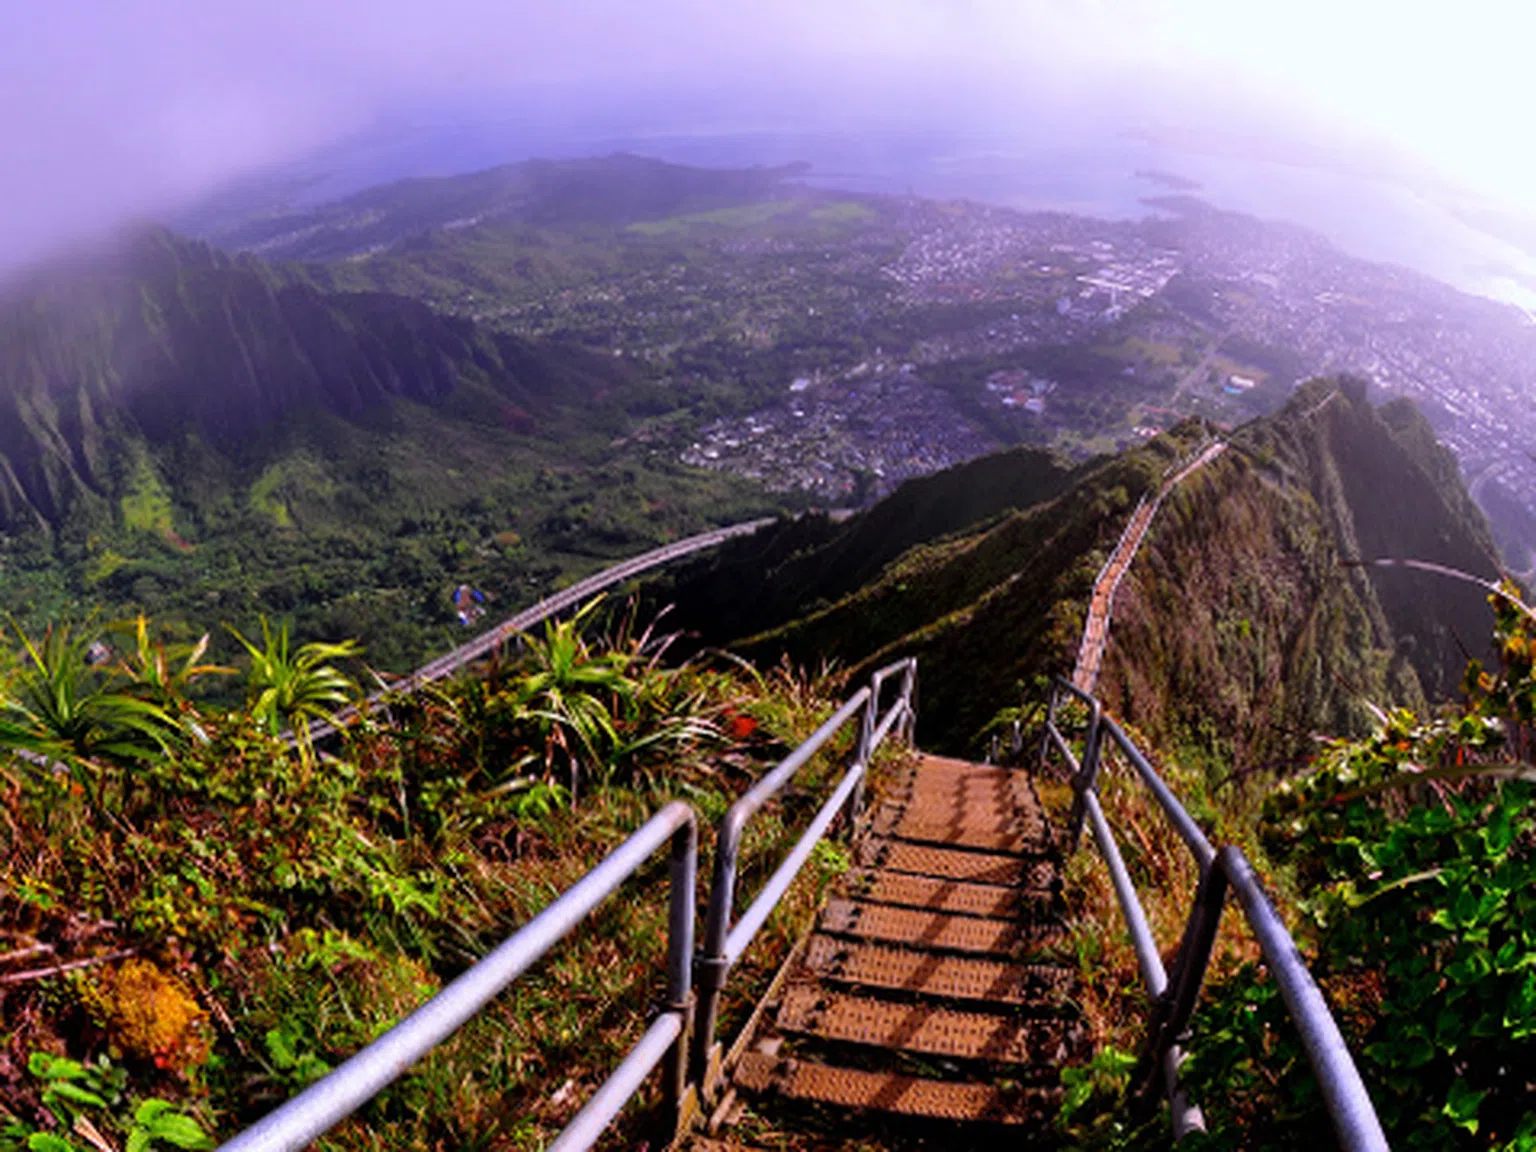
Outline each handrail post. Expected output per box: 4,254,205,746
1065,696,1103,852
1133,856,1228,1119
1038,683,1059,771
691,809,741,1096
899,659,917,745
662,819,698,1126
850,672,880,825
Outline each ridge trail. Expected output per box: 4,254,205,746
1071,439,1227,694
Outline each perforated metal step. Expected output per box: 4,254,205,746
870,804,1042,853
734,1053,1055,1124
820,899,1054,956
775,986,1078,1065
856,838,1057,888
896,764,1037,795
716,753,1078,1146
842,869,1046,918
803,936,1074,1008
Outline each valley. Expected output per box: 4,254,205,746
0,154,1531,679
236,157,1536,574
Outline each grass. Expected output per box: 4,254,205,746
808,201,875,224
0,610,892,1152
626,200,803,236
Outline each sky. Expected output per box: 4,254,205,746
2,0,1533,273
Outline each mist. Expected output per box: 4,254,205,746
3,1,1533,283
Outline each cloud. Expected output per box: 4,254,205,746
0,0,1531,272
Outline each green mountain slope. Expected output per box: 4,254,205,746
654,379,1501,769
204,154,808,262
0,228,778,668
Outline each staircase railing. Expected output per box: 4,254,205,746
1039,676,1389,1151
216,802,698,1152
217,658,917,1150
691,656,917,1094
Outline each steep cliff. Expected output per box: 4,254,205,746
656,379,1501,772
0,228,632,534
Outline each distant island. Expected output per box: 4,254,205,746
1134,168,1203,192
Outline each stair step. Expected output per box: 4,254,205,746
897,768,1036,798
856,838,1056,887
803,936,1075,1008
842,869,1047,917
910,755,1019,778
870,804,1043,853
820,899,1054,956
775,986,1078,1065
734,1053,1056,1124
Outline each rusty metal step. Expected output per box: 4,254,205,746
819,899,1054,956
856,838,1056,887
775,986,1078,1065
910,755,1016,777
841,869,1047,917
891,778,1043,820
803,936,1074,1008
870,804,1043,853
897,763,1035,791
734,1053,1055,1124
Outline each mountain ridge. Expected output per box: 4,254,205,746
651,378,1503,768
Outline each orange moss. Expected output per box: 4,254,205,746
93,959,210,1074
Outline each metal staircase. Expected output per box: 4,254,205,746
218,654,1389,1152
719,754,1081,1137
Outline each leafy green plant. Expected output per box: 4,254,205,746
0,1053,210,1152
263,1024,333,1092
1056,1045,1152,1148
126,1100,214,1152
226,616,359,774
502,598,637,788
0,619,179,802
1182,586,1536,1150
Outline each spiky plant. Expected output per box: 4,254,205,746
0,619,179,803
226,617,360,776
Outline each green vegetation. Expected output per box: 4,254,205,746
0,604,875,1149
626,200,802,235
1171,585,1536,1149
119,450,177,543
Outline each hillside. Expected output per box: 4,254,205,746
653,378,1502,770
0,228,779,668
199,154,809,262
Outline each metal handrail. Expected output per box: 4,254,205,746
217,802,698,1152
1040,676,1388,1151
690,656,917,1093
